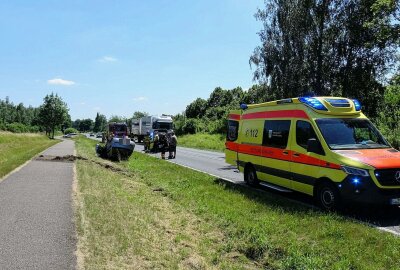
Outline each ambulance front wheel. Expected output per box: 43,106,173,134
315,182,341,211
245,165,259,187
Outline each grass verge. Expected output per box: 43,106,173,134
178,133,225,152
0,132,59,178
75,136,400,269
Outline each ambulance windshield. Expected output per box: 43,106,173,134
316,118,390,150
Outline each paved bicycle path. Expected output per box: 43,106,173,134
0,140,76,269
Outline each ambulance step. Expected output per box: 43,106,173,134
259,182,292,193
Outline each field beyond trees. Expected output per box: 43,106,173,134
74,136,400,269
0,132,59,178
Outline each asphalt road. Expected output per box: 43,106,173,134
0,140,76,269
87,135,400,236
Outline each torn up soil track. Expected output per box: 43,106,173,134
35,155,132,176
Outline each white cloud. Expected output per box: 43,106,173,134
133,96,148,102
98,56,117,62
47,78,75,86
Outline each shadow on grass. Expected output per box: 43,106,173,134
213,178,316,214
214,178,400,228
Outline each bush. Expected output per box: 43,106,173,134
3,122,39,133
182,119,197,134
64,127,79,134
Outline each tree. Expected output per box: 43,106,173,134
132,111,149,119
79,118,94,132
38,93,69,139
185,98,207,118
376,73,400,148
93,113,108,132
250,0,399,117
108,115,126,123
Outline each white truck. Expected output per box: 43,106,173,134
131,115,173,142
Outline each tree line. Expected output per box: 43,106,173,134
175,0,399,148
0,93,71,138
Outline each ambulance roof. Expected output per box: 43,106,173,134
242,97,362,116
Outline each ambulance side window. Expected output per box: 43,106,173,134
296,121,318,149
227,120,239,141
263,120,291,149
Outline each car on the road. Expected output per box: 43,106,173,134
96,133,102,138
63,133,77,138
89,133,94,137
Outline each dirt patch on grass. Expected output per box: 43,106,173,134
36,154,131,175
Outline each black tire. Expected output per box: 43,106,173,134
316,182,341,211
115,149,122,162
245,165,259,187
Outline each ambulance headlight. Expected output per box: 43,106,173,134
341,165,369,177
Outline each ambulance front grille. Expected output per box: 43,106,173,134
375,169,400,186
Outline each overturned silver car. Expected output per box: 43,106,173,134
96,123,135,161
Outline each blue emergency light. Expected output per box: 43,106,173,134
352,99,361,111
298,97,328,111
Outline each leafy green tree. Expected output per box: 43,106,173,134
79,118,94,132
132,111,149,119
376,73,400,148
38,93,69,139
108,115,126,123
207,87,230,108
72,119,81,130
186,98,207,118
250,0,399,117
93,113,108,132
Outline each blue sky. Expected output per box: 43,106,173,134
0,1,264,120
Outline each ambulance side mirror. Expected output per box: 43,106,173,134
307,138,324,155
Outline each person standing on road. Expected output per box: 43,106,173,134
144,131,150,152
169,131,177,159
152,131,159,153
158,132,168,159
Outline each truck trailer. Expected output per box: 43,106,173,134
131,115,173,142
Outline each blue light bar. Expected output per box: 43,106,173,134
240,103,248,110
352,99,361,111
298,97,328,111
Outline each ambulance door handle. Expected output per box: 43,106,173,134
293,153,300,157
282,151,289,155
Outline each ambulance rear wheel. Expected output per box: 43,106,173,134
316,182,341,211
245,165,259,187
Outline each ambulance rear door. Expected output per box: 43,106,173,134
225,114,240,166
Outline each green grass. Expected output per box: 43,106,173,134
0,132,59,178
178,133,226,152
75,136,400,269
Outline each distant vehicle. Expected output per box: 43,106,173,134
96,123,135,161
89,133,94,137
63,132,77,138
96,133,102,138
131,115,173,143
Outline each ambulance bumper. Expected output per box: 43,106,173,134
338,176,400,205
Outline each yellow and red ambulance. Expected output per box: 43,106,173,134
225,97,400,210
